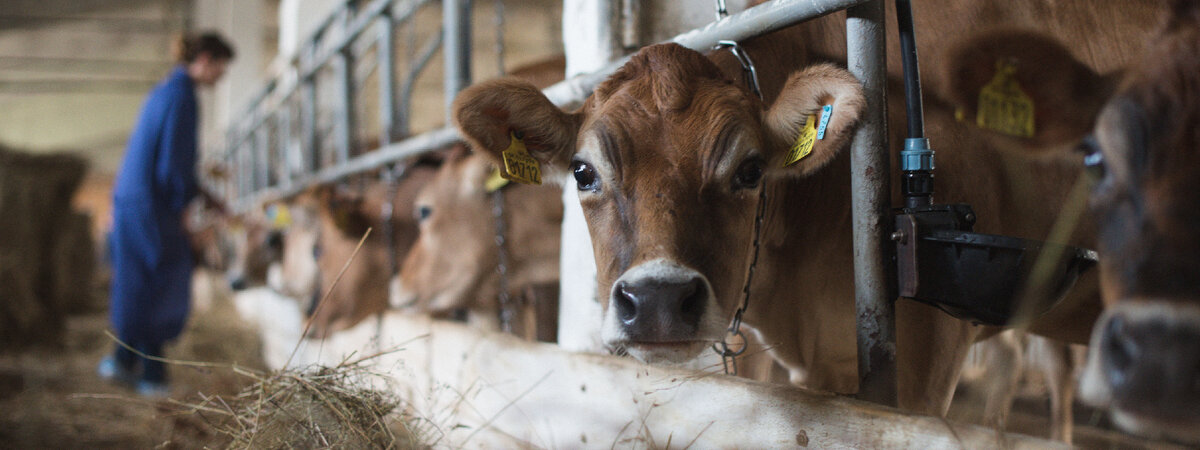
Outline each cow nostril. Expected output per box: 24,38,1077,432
1104,316,1137,389
615,283,637,325
678,279,706,326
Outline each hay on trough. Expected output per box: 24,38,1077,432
188,353,424,449
0,146,90,349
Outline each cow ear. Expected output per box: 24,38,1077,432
318,185,373,239
763,63,865,177
453,79,582,181
943,29,1114,151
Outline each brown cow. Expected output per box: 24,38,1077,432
943,2,1200,442
450,14,1129,416
281,161,439,339
391,150,563,340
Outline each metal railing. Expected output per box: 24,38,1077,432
218,0,895,406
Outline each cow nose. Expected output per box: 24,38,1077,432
1101,313,1200,417
613,276,707,341
228,277,247,291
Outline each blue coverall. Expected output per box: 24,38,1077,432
109,66,199,384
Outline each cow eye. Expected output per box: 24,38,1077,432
415,205,432,222
572,160,600,192
1077,135,1106,181
733,158,765,190
312,242,322,259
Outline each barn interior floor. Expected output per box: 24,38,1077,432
0,282,263,449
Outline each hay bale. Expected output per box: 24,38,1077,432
0,146,89,349
199,356,424,449
49,211,100,315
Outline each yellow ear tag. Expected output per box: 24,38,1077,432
268,204,292,229
485,167,510,193
783,114,818,167
976,61,1035,138
500,131,542,185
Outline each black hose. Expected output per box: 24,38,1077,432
895,0,924,139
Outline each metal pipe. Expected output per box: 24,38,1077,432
255,124,271,190
238,126,460,210
302,76,319,173
846,0,897,407
398,27,444,137
334,49,355,163
545,0,870,110
443,0,473,121
277,108,292,190
378,5,397,145
226,0,431,148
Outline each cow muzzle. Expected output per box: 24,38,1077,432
1080,300,1200,442
602,259,724,364
388,275,416,309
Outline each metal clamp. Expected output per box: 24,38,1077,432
714,40,762,101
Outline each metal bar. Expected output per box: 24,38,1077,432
255,124,271,191
224,0,433,152
239,142,250,203
237,126,460,210
333,50,355,162
398,27,444,137
378,5,397,145
277,108,292,190
544,0,871,110
846,0,896,407
302,76,319,173
443,0,473,121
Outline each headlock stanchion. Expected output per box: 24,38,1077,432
217,0,901,406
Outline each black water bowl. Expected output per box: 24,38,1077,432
907,229,1098,326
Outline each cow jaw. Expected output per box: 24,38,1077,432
601,259,728,364
1079,301,1200,442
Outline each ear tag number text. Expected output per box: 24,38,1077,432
501,131,542,185
977,61,1035,138
784,114,818,167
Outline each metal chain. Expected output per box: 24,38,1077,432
494,0,506,76
714,0,728,21
707,40,766,375
491,188,515,333
714,40,762,101
713,183,767,375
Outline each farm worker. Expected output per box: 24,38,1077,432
98,32,235,397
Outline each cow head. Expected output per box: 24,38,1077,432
392,148,497,313
455,43,863,364
224,207,284,291
392,148,563,317
945,5,1200,441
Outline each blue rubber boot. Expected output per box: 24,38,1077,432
97,355,139,387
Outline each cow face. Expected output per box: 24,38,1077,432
945,8,1200,441
224,210,283,291
391,150,496,313
455,43,863,364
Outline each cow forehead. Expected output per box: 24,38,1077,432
579,78,763,191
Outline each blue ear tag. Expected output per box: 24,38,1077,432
816,105,833,140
